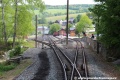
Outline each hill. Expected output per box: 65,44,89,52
35,4,94,16
34,4,94,22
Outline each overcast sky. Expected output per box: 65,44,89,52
42,0,96,5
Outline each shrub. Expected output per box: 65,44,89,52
9,46,22,58
14,46,21,56
0,62,17,72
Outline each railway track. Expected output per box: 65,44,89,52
47,35,89,80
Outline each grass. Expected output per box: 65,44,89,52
21,41,35,48
34,9,76,14
33,9,84,22
0,63,17,72
0,59,32,80
46,13,80,21
45,9,76,14
7,38,35,48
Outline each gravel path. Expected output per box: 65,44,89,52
32,50,50,80
14,48,42,80
46,48,63,80
84,42,120,80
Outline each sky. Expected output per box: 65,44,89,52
42,0,96,5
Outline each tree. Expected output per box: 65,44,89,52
86,12,94,19
17,6,35,39
90,0,120,59
0,0,14,46
49,23,60,34
12,0,45,48
38,16,47,24
76,14,92,34
1,0,7,46
0,0,45,49
13,0,18,48
76,14,81,22
89,4,104,54
73,18,77,23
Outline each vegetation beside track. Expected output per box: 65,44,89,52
0,59,32,80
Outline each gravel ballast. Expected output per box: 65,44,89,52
14,48,42,80
14,37,120,80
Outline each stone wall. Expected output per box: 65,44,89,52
81,37,107,60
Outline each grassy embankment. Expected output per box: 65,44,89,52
0,38,35,79
0,59,32,80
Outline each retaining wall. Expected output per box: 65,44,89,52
81,37,107,60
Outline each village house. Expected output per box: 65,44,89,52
69,27,76,36
55,17,74,26
59,28,66,36
55,20,63,25
53,28,66,36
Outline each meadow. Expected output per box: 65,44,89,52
34,9,83,22
45,9,76,14
46,13,80,21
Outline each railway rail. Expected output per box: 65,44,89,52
47,35,89,80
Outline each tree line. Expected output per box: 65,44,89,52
46,4,94,10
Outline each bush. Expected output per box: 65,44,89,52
9,46,22,58
14,46,21,56
0,62,17,72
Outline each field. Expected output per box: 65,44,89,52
34,9,83,22
34,9,76,14
45,9,76,14
46,13,81,21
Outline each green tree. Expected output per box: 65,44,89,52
73,18,77,23
49,23,60,34
12,0,45,48
76,14,81,22
90,0,120,59
76,14,92,34
38,16,47,24
17,6,35,39
86,12,94,19
0,0,14,46
13,0,18,48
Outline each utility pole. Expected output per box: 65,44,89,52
42,25,44,49
66,0,69,45
35,15,37,48
97,16,100,54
